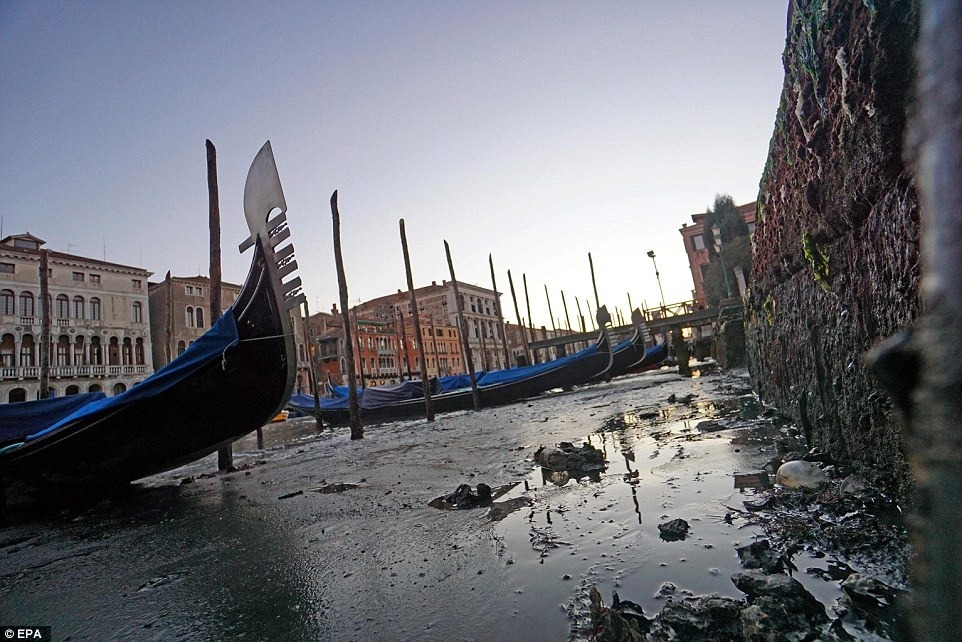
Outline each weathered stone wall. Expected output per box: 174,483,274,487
746,0,920,494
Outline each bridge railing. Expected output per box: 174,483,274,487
641,299,707,323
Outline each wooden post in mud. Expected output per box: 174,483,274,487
561,290,572,332
523,273,539,364
302,299,322,429
207,140,233,470
545,285,559,358
507,270,531,366
900,3,962,636
478,323,490,371
575,296,585,333
489,254,512,369
39,249,50,399
163,271,173,365
399,219,433,421
444,240,480,411
331,191,363,439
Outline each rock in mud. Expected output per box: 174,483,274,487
733,569,828,637
736,539,787,574
647,595,743,641
835,573,908,640
657,518,690,542
428,483,493,509
588,587,650,641
775,460,828,489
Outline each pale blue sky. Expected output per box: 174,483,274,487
1,0,787,327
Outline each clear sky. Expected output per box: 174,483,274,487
1,0,788,329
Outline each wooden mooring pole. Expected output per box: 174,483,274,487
302,299,323,429
561,290,572,332
444,240,480,411
39,249,50,399
489,254,512,369
399,219,433,421
207,140,233,470
523,273,538,364
507,270,531,366
331,191,363,439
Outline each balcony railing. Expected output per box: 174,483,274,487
0,364,149,380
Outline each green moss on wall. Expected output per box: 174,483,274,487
802,232,831,290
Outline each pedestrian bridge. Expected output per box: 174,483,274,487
527,297,743,350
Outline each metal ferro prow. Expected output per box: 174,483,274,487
238,141,306,313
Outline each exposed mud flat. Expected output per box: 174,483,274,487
1,365,908,641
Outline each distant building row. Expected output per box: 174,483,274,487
0,234,313,403
1,199,743,403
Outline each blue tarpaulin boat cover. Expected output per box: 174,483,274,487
21,309,240,443
0,392,106,444
475,340,598,387
293,377,442,411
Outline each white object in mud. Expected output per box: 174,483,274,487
534,446,568,471
775,460,828,489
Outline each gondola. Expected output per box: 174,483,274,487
289,314,614,426
596,309,669,380
0,142,303,507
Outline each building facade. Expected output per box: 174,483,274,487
148,275,314,394
0,234,153,402
358,280,511,373
147,275,242,368
679,201,757,305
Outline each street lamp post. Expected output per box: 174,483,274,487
711,224,734,298
646,250,666,310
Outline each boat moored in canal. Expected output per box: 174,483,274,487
0,142,302,507
289,313,614,426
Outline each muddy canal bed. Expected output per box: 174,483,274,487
1,366,908,641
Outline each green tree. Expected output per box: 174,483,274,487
702,194,751,306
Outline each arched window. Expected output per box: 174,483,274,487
56,335,70,366
90,298,101,321
20,334,35,367
74,336,86,365
89,383,103,393
195,307,204,328
89,336,102,365
56,294,69,319
8,387,27,403
73,296,85,319
0,289,14,315
122,337,133,365
186,306,194,328
108,337,120,365
0,333,15,367
65,384,80,395
177,340,186,356
135,338,145,365
19,292,34,317
132,301,143,323
112,382,127,396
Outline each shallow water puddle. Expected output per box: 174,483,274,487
486,405,845,639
